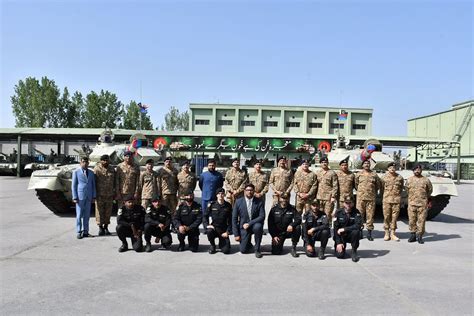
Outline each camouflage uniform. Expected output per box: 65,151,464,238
336,170,355,207
269,167,294,206
224,168,248,206
406,175,433,235
116,162,140,208
381,173,404,232
355,171,381,230
157,166,179,215
138,170,159,209
316,169,338,222
293,169,318,214
93,164,116,225
177,170,197,199
248,170,269,204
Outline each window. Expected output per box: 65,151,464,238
241,120,255,126
264,121,278,127
308,122,323,128
195,119,210,125
286,122,300,128
330,123,344,129
353,124,366,130
218,120,233,126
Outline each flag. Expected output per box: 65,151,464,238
137,102,149,114
338,110,347,121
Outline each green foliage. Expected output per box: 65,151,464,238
161,106,189,131
122,101,153,130
83,90,123,128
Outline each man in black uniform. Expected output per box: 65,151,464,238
302,200,330,259
144,195,172,252
116,196,146,253
203,188,232,254
173,192,202,252
333,197,362,262
268,193,301,258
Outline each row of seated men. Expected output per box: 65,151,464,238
116,183,362,262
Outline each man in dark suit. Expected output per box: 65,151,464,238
232,183,265,258
72,156,96,239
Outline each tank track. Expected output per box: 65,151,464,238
426,195,450,220
36,189,75,214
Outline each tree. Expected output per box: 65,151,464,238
68,91,85,127
83,90,123,128
122,101,153,130
161,106,189,131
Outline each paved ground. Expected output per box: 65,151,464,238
0,177,473,315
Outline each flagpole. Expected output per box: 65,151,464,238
139,80,142,131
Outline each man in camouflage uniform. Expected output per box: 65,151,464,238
248,159,269,205
405,164,433,244
116,151,140,208
316,157,338,224
224,158,248,207
177,160,197,202
355,159,381,241
293,159,317,214
269,156,294,206
93,154,116,236
137,159,159,209
157,157,179,215
381,162,404,241
336,159,355,209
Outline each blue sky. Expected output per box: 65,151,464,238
1,0,472,135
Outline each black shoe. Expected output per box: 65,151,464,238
118,243,128,253
191,246,199,253
208,245,216,254
177,243,185,252
104,227,111,236
82,232,93,238
408,233,416,243
98,227,105,236
291,246,299,258
351,250,359,262
255,251,263,258
76,232,83,239
417,234,424,244
367,230,373,241
318,247,326,260
145,242,152,252
359,230,363,240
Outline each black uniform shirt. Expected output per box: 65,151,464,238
145,205,172,228
268,204,302,237
117,205,146,229
173,201,202,229
302,211,329,239
333,207,362,244
203,200,233,233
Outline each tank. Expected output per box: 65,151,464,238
24,148,77,173
0,151,36,176
28,129,164,214
312,136,458,220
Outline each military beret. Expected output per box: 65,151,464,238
387,162,396,168
151,195,161,201
232,157,239,163
180,160,190,167
277,156,287,162
254,159,263,165
343,196,354,203
279,193,290,200
339,159,348,165
311,200,320,206
146,159,154,164
320,157,328,163
123,151,133,157
301,159,311,165
100,154,110,161
216,188,225,194
184,190,195,196
124,194,135,202
164,157,172,162
412,164,423,171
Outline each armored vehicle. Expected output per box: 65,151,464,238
0,151,35,176
28,129,163,214
24,148,77,173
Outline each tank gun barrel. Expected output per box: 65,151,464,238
33,148,47,156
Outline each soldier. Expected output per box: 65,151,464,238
116,151,140,208
248,159,269,204
224,158,248,206
316,157,339,224
144,195,172,252
177,160,197,201
203,188,232,254
116,196,145,253
269,156,294,206
406,164,433,244
93,154,115,236
336,159,355,209
173,192,202,252
199,159,224,217
302,200,330,259
334,197,362,262
293,159,317,214
355,159,381,241
137,159,159,209
268,193,301,257
381,162,404,241
157,157,179,215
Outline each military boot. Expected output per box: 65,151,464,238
104,225,111,236
367,230,374,241
390,230,400,242
118,242,128,253
408,233,416,243
417,234,424,244
177,242,185,252
145,242,152,252
208,245,216,254
318,247,326,260
383,230,390,241
291,245,299,258
351,249,359,262
98,226,105,236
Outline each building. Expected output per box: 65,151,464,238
407,100,473,179
189,103,373,136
